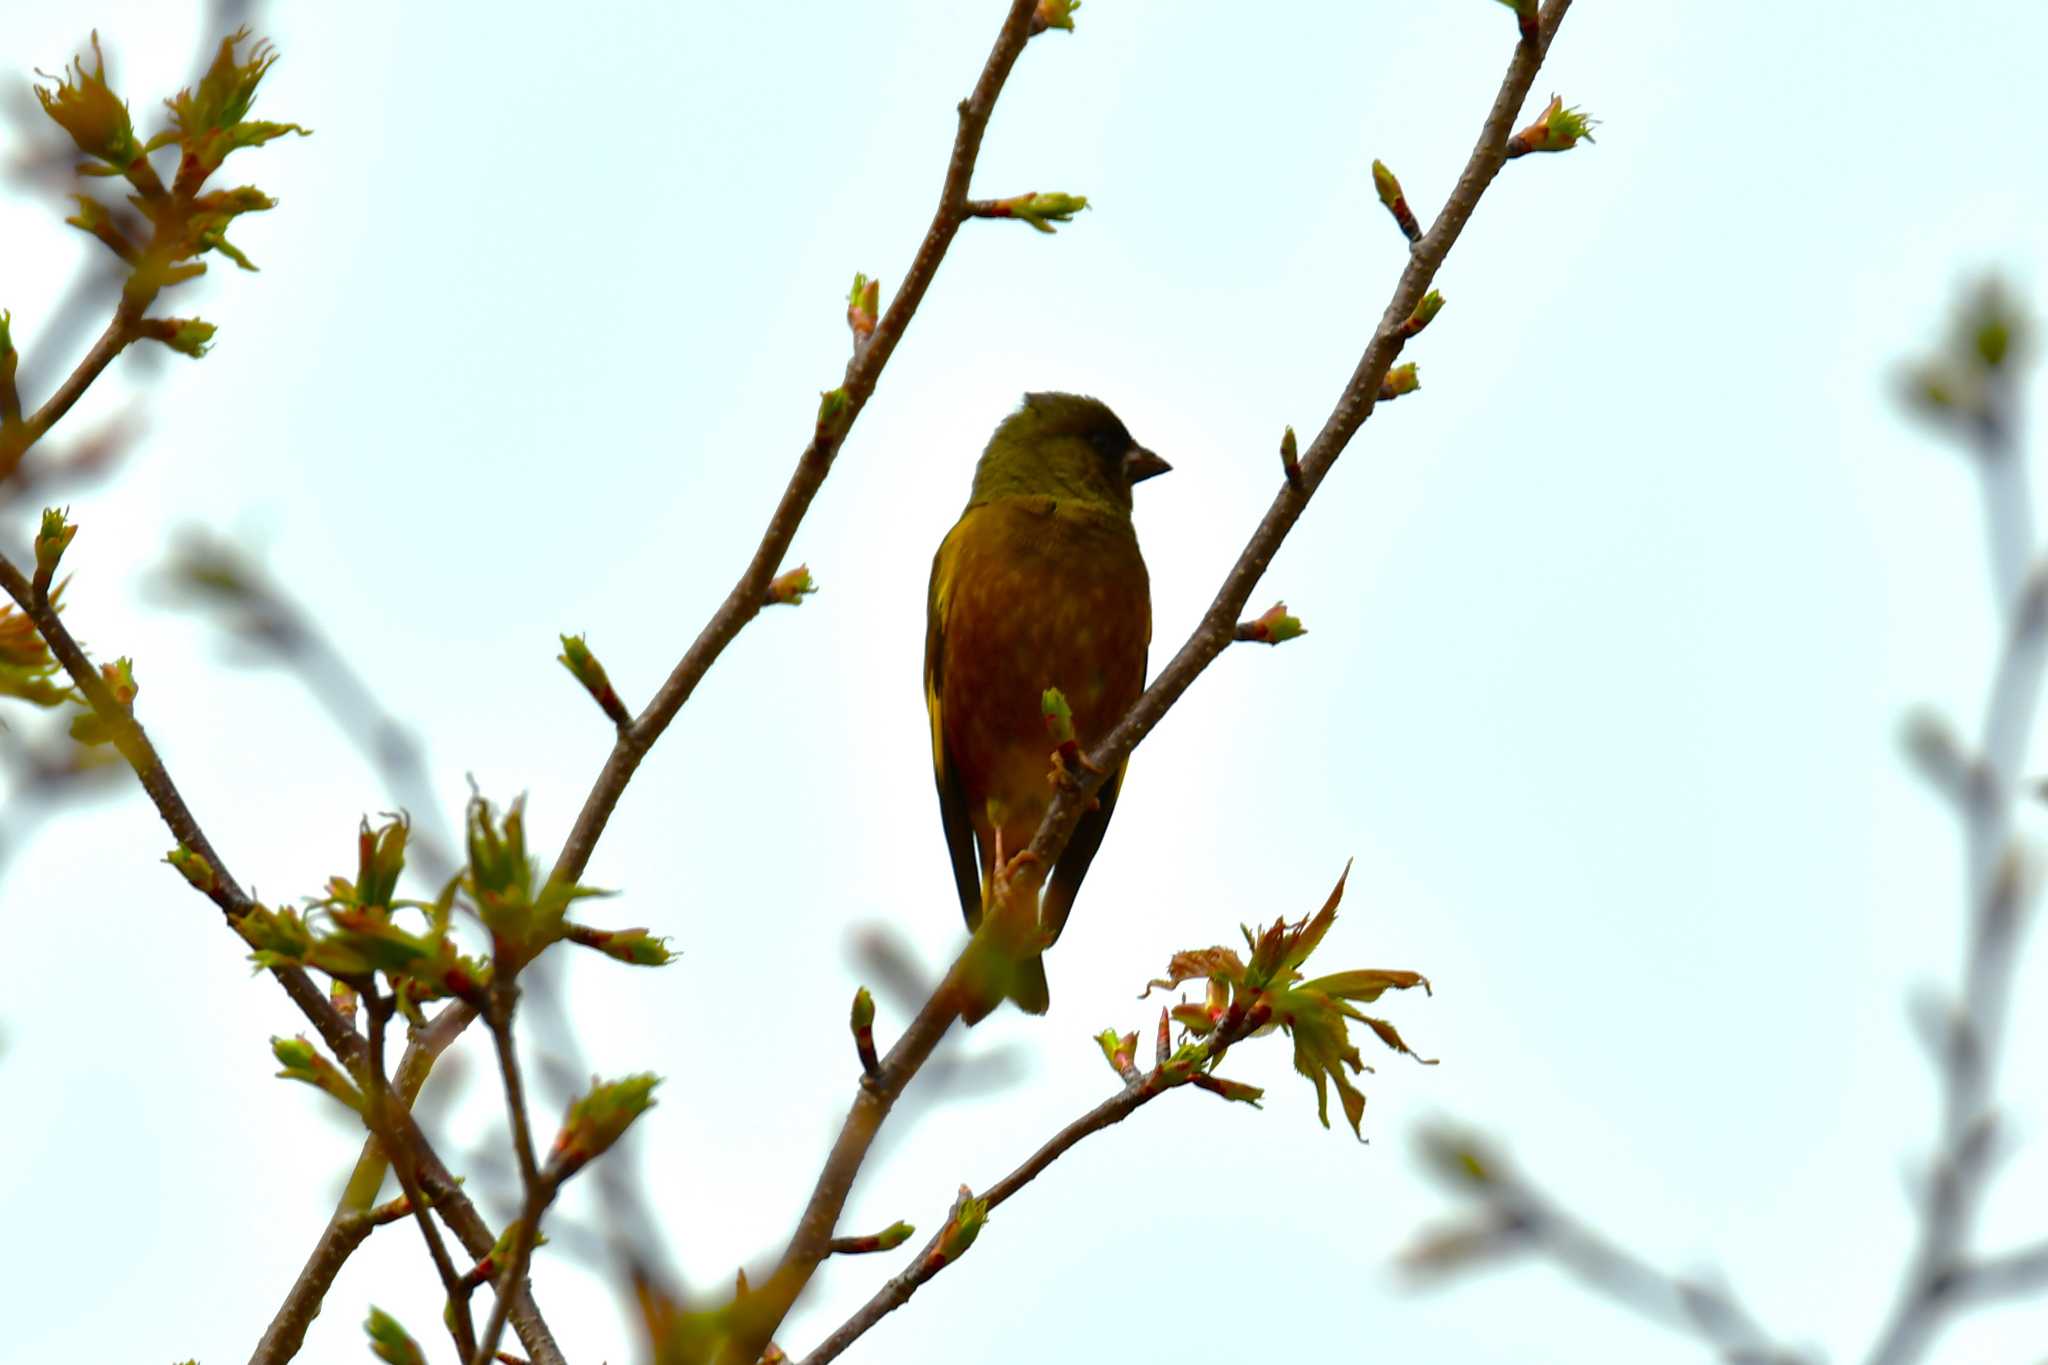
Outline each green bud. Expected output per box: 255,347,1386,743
766,564,817,606
1031,0,1082,33
816,387,852,442
363,1306,425,1365
1507,95,1599,158
1379,362,1420,401
1400,290,1446,337
1041,686,1076,749
166,845,217,894
140,317,218,357
846,272,880,343
35,507,76,580
100,656,138,705
551,1073,661,1178
1279,426,1300,486
1237,601,1305,645
933,1186,989,1265
272,1034,366,1114
1371,160,1421,243
558,632,629,722
851,985,876,1032
34,33,141,167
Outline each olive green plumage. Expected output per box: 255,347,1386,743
925,392,1169,1022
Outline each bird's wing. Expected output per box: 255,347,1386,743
1041,758,1127,944
926,519,986,930
1043,547,1149,944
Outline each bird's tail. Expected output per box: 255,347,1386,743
960,869,1053,1025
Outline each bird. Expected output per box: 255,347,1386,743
924,392,1169,1021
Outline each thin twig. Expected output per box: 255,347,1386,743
365,993,480,1363
1016,0,1576,911
546,0,1044,893
798,1015,1270,1365
249,1000,472,1365
471,999,556,1365
0,551,367,1066
1864,356,2046,1365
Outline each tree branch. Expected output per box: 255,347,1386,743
796,1019,1266,1365
546,0,1044,892
1864,328,2045,1365
1018,0,1576,896
249,1000,473,1365
365,994,479,1363
470,999,554,1365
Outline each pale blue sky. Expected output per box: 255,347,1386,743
4,3,2048,1363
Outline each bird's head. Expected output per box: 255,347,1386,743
969,391,1170,513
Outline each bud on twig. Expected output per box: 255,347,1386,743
137,316,217,357
363,1307,426,1365
765,564,818,606
816,388,852,444
551,1073,661,1180
1279,426,1301,489
847,272,880,348
1379,362,1420,402
166,844,217,894
851,985,881,1079
1235,601,1305,645
1506,95,1597,158
1095,1027,1140,1081
1030,0,1081,34
1398,290,1446,339
967,192,1090,233
34,33,141,170
928,1186,989,1269
272,1034,367,1114
34,507,76,594
558,633,631,726
829,1220,916,1255
1371,160,1421,244
565,922,675,966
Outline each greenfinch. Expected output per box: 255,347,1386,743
925,392,1169,1021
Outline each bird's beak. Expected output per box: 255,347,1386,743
1125,445,1172,484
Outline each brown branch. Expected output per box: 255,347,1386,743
0,550,367,1068
545,0,1045,893
798,1018,1268,1365
250,1000,473,1365
1018,0,1576,898
365,994,480,1363
471,1000,556,1365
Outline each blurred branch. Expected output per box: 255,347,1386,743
1405,279,2046,1365
1867,278,2042,1365
155,528,457,879
1403,1131,1807,1365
